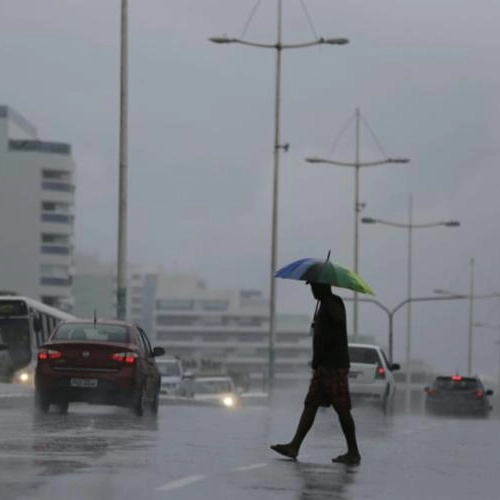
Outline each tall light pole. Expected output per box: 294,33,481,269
116,0,128,320
306,109,409,339
362,202,460,412
435,269,500,376
210,0,349,392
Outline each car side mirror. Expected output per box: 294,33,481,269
390,363,400,371
0,343,8,352
152,347,165,357
486,389,494,396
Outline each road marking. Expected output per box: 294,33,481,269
235,462,268,472
157,475,206,492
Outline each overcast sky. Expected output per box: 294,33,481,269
1,0,500,378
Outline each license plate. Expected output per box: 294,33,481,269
349,372,359,379
70,378,98,388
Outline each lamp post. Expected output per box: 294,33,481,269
434,275,500,376
306,109,408,340
116,0,128,320
210,0,349,392
362,200,460,412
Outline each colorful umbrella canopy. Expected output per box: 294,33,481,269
275,257,374,295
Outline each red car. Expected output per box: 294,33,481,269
35,320,165,416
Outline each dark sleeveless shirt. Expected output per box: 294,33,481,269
311,294,350,369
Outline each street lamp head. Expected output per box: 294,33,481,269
387,157,410,164
361,217,377,224
323,37,350,45
209,36,234,44
445,221,460,227
305,157,324,164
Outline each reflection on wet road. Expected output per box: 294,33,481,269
1,398,499,499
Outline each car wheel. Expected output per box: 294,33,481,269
150,387,160,415
133,384,146,417
58,400,69,414
35,390,50,414
381,386,391,414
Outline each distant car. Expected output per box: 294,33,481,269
192,375,240,408
34,320,165,416
0,331,13,382
348,343,400,412
424,375,493,418
157,357,191,396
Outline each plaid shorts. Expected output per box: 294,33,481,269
304,367,352,412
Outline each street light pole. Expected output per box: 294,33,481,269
210,1,349,392
268,0,283,392
405,194,413,412
362,209,460,412
467,257,475,375
306,115,409,340
353,108,361,340
116,0,128,320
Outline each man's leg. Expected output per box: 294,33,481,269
270,404,319,459
333,409,361,463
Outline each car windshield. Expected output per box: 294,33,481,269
53,324,129,344
434,377,479,391
158,361,181,377
349,347,380,364
193,379,232,394
0,318,31,371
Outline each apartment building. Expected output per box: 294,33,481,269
0,106,75,311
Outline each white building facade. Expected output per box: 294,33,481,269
0,106,75,311
153,275,313,389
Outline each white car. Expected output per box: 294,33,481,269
348,343,400,412
192,376,240,408
157,357,186,396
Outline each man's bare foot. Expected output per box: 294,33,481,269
270,443,298,460
331,453,361,465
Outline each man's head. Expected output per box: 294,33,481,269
309,282,332,300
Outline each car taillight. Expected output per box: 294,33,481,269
451,375,462,381
110,352,138,364
375,366,386,379
38,349,62,360
474,390,484,398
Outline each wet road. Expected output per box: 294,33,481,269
1,396,499,500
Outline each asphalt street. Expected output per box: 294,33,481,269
0,394,499,500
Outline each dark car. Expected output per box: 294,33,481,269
35,320,165,416
424,375,493,418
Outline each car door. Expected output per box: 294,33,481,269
137,327,159,399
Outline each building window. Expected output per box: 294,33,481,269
41,233,70,245
41,245,71,255
40,264,69,278
156,315,197,326
156,299,194,311
41,181,74,192
196,300,229,311
41,213,73,224
41,201,71,213
40,277,72,287
42,169,72,182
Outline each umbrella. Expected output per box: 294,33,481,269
275,257,374,295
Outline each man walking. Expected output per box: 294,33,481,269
270,282,361,465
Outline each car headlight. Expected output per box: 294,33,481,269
222,396,234,407
14,370,33,384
